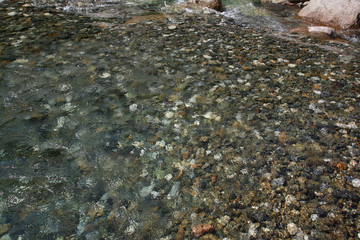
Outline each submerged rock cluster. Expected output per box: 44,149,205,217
0,0,359,239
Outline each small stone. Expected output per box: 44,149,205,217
167,182,180,199
288,63,296,68
165,111,174,119
129,103,138,112
125,224,136,235
217,215,230,226
271,177,285,188
168,25,177,30
175,226,185,240
140,182,155,197
0,224,11,235
248,223,259,238
352,179,360,188
287,222,298,236
285,195,297,205
15,58,28,64
156,140,166,148
87,204,104,222
192,224,215,237
101,72,111,78
165,174,173,181
0,234,12,240
311,214,319,221
203,112,216,120
59,83,71,92
214,153,222,161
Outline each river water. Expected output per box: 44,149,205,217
0,0,360,239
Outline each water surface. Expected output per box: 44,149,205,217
0,0,359,239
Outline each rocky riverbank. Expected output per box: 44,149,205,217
0,0,360,239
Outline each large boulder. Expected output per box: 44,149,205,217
298,0,360,29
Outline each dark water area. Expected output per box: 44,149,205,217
0,0,359,239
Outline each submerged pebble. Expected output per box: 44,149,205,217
0,0,359,239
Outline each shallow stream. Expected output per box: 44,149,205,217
0,0,359,239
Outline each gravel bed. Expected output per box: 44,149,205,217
0,0,359,239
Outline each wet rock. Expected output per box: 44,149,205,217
0,224,11,236
308,26,338,38
192,224,215,237
175,226,185,240
271,177,285,188
261,0,307,5
298,0,360,29
332,189,360,202
87,204,104,222
351,178,360,188
248,223,259,238
190,0,223,12
287,222,298,235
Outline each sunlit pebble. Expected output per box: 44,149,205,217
214,153,222,160
352,179,360,188
288,63,296,68
101,72,111,78
140,169,148,177
155,140,166,148
203,112,215,119
166,144,173,152
313,90,322,95
189,95,198,103
165,111,174,118
132,141,143,148
8,11,17,16
151,191,159,198
129,103,137,112
125,225,136,235
15,59,28,64
287,223,298,236
311,214,319,221
165,174,173,181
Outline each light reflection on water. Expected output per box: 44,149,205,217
0,0,359,238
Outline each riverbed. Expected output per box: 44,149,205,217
0,0,359,239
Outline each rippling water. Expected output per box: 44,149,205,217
1,0,359,239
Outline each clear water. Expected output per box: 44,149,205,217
0,0,359,239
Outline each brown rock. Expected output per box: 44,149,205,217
175,226,185,240
308,26,338,38
87,204,104,222
261,0,307,5
0,224,11,236
191,0,223,12
192,224,215,237
298,0,360,29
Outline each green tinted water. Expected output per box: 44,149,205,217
0,0,359,239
